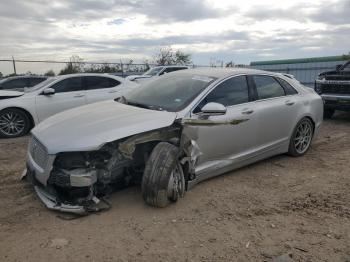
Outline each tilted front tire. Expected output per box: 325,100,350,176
0,108,31,138
142,142,185,208
288,117,314,157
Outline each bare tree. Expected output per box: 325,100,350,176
225,61,234,67
59,55,84,75
154,47,192,65
174,50,191,65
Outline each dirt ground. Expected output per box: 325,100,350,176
0,113,350,262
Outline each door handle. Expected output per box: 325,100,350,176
74,94,85,98
108,90,118,93
241,108,254,115
285,100,295,106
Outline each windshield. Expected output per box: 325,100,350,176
143,67,163,76
25,77,58,92
125,73,216,112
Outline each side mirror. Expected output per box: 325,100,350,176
336,64,342,71
201,102,227,115
42,87,55,95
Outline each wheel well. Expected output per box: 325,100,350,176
305,116,316,134
0,107,35,130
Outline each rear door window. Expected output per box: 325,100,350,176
84,76,120,90
277,78,298,95
253,75,285,100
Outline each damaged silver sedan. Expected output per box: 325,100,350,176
23,68,323,214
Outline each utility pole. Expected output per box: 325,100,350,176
12,56,17,75
120,59,124,77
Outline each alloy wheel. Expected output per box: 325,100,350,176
167,163,185,201
294,120,313,154
0,111,26,136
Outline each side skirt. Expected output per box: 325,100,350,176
187,140,289,190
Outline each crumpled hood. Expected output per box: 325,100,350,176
0,90,24,99
32,100,177,154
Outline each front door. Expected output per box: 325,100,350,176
183,75,259,173
36,77,86,122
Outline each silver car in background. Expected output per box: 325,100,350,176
24,68,323,214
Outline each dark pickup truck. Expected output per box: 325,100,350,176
315,61,350,118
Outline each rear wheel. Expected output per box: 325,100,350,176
0,108,30,138
142,142,185,208
288,118,314,157
323,108,335,119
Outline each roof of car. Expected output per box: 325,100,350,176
152,65,189,69
4,75,47,80
55,73,124,80
170,68,273,79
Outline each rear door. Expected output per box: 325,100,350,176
251,75,300,149
35,77,86,121
84,76,122,104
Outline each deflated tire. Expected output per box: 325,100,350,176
142,142,185,208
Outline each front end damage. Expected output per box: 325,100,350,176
24,114,253,214
25,125,185,214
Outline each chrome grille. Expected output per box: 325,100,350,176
322,84,350,94
29,136,48,169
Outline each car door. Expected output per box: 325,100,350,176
84,76,122,104
35,76,86,122
184,75,259,170
251,75,300,150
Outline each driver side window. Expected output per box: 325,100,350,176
51,77,83,93
194,75,249,113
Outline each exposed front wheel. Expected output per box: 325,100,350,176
142,142,185,208
288,118,314,157
323,108,335,119
0,108,30,138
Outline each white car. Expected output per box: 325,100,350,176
0,73,137,138
126,65,189,83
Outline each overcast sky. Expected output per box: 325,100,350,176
0,0,349,74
